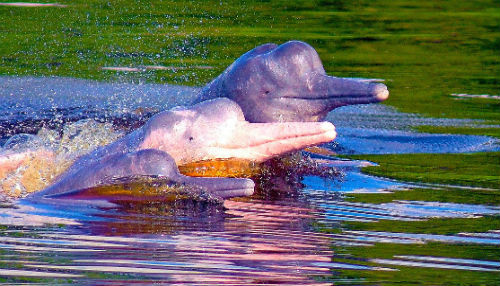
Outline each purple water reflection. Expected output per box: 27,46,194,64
1,196,336,284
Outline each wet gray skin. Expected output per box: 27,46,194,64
197,40,389,122
31,149,254,201
30,98,336,200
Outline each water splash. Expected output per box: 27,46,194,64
0,119,124,196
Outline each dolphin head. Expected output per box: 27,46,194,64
200,41,389,122
124,149,256,200
140,98,336,165
35,148,255,201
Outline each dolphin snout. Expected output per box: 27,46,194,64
183,176,255,199
320,121,337,141
370,83,389,102
229,178,255,197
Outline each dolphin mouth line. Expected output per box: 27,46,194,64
212,187,252,191
185,183,253,193
211,187,254,196
278,94,376,101
221,128,335,150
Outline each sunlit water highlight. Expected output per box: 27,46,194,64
1,77,499,284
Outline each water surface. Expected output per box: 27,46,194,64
1,78,499,284
1,1,499,285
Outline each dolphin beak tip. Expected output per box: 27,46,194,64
372,83,389,102
243,179,255,196
245,188,255,196
320,122,337,140
327,130,337,141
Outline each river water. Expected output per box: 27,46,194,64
0,77,499,284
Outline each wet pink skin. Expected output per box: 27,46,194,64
138,98,336,165
22,98,335,200
197,40,389,122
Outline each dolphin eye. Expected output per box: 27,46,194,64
189,136,194,141
264,90,270,94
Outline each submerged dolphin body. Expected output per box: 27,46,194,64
197,41,389,122
32,98,336,199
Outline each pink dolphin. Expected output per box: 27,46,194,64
30,98,336,200
198,41,389,122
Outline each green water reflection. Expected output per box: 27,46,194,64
1,0,499,285
1,0,499,121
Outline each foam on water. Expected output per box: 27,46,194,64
1,119,124,196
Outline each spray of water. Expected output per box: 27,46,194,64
0,119,124,197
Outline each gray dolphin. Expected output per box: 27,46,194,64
197,40,389,122
32,149,255,200
31,98,336,200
